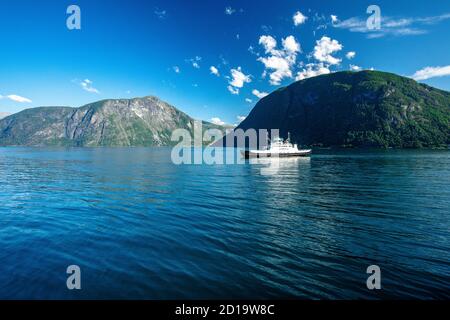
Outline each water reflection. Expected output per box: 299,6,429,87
250,156,311,176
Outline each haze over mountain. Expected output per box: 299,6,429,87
0,97,223,147
0,112,11,120
236,71,450,148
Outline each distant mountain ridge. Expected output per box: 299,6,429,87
236,71,450,148
2,71,449,148
0,96,222,146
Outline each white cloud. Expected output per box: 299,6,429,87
331,15,338,23
211,117,225,126
350,64,362,71
225,7,235,15
259,35,277,54
293,11,308,26
210,66,220,76
346,51,356,59
296,63,331,81
187,56,202,69
263,58,297,84
173,66,180,73
313,36,343,65
332,13,450,38
259,56,292,85
1,94,32,103
412,65,450,80
245,98,252,103
257,35,301,85
252,89,269,99
282,35,301,53
80,79,100,94
227,67,251,95
227,86,239,95
237,115,246,122
230,68,251,87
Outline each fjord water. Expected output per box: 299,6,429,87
0,147,449,299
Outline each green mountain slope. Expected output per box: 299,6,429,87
0,96,222,146
238,71,450,148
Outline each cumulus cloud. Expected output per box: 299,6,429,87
257,35,301,85
210,117,225,126
245,98,252,103
350,64,362,71
258,56,292,85
237,115,246,122
230,68,251,87
296,63,331,81
80,79,100,94
412,65,450,80
210,66,220,76
227,67,251,95
0,94,32,103
331,15,338,23
252,89,269,99
346,51,356,59
259,35,277,54
293,11,308,26
313,36,343,65
283,36,301,53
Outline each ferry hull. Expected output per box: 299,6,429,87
241,150,312,159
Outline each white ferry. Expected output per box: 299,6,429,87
241,133,312,158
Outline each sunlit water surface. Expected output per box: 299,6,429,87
0,147,449,299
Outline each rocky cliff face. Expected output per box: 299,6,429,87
0,96,221,146
236,71,450,148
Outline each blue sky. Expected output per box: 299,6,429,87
0,0,449,125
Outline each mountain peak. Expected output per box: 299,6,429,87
0,95,222,147
238,71,449,148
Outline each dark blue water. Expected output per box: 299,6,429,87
0,147,449,299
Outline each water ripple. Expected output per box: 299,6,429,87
0,147,449,299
